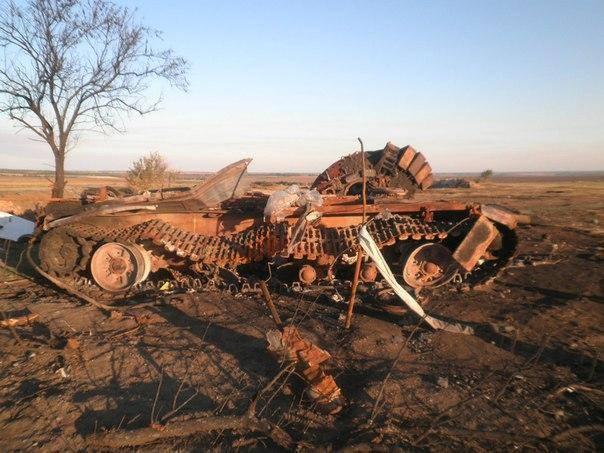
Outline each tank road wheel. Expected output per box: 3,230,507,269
402,243,458,289
299,265,317,285
39,228,82,276
360,263,378,283
90,242,151,292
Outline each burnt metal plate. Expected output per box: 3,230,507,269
397,146,416,169
481,204,519,229
414,162,432,185
420,174,434,189
407,152,426,176
453,216,498,271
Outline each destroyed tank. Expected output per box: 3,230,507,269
29,144,519,306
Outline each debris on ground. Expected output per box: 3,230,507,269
266,326,345,414
431,178,476,189
0,313,38,328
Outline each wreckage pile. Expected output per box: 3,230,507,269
28,142,520,309
431,178,475,189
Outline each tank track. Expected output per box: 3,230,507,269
63,214,452,267
36,214,455,303
311,144,433,196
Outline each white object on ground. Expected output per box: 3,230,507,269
358,225,474,335
0,211,35,242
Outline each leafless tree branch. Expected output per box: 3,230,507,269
0,0,188,197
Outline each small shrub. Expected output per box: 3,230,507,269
476,169,493,182
126,152,178,192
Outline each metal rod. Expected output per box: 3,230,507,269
260,280,282,329
345,137,367,329
360,137,367,224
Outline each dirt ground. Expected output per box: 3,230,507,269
0,175,603,451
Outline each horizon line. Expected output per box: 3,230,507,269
1,167,603,176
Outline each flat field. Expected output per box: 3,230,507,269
0,172,602,450
0,171,317,216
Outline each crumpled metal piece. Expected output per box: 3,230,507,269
266,326,344,413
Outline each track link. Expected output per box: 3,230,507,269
63,215,452,267
35,215,454,303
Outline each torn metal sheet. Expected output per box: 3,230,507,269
358,226,474,335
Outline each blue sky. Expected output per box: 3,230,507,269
1,0,603,172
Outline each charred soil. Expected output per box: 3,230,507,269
0,177,603,451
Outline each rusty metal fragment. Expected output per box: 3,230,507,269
481,204,520,229
407,152,426,176
402,243,458,288
266,326,345,414
0,313,39,328
360,262,378,282
453,216,499,271
397,145,416,169
298,265,317,285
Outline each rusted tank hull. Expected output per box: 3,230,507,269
31,155,519,306
32,197,516,304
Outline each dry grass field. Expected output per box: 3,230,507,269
0,171,602,450
0,171,317,216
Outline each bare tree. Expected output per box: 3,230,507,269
0,0,188,198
